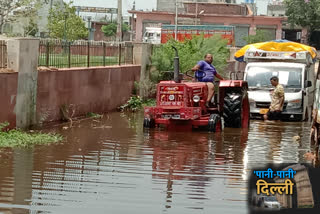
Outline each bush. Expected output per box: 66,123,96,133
151,34,230,80
119,96,143,112
243,30,273,44
118,96,156,112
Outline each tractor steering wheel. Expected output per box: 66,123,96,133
185,69,207,79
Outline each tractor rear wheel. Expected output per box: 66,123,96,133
208,114,222,132
143,118,155,128
223,92,250,128
223,93,242,128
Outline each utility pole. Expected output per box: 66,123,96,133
195,0,198,25
116,0,122,42
87,16,92,41
76,6,81,17
130,1,135,41
174,0,178,40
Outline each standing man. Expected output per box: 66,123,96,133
263,76,285,121
192,54,224,107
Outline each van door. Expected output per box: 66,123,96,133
303,68,308,120
306,65,316,120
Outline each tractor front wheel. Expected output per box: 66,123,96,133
143,118,155,129
208,114,222,132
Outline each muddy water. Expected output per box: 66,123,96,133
0,112,314,214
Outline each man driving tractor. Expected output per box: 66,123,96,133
192,54,224,107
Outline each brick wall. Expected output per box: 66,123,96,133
185,3,247,16
0,73,18,128
0,65,140,127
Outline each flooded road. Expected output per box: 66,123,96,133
0,111,314,214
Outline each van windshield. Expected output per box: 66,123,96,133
246,66,302,90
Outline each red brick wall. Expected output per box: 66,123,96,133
0,65,140,127
185,3,247,16
92,23,131,42
93,23,107,41
36,65,140,123
0,73,17,128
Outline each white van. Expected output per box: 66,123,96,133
259,196,281,209
143,27,161,44
243,51,316,121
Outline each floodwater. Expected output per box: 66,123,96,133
0,111,316,214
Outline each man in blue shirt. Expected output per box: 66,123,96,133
192,54,224,107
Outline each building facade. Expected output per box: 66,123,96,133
157,0,236,13
130,2,285,47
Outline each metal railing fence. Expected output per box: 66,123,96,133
38,39,134,68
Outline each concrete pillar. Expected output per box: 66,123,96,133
229,47,238,62
276,25,282,40
301,28,308,44
135,16,143,42
7,38,39,130
133,42,153,99
249,24,256,35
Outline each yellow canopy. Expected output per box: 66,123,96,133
234,40,317,62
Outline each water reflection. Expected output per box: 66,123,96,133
144,128,249,211
242,121,312,181
0,112,315,214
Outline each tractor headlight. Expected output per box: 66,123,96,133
193,95,200,103
287,99,302,109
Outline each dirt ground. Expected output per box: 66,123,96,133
0,68,15,73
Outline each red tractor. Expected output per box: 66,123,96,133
143,47,250,132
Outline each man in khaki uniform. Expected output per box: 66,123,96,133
263,76,285,121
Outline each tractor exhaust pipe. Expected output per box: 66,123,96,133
172,46,180,83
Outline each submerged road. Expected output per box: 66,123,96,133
0,111,316,214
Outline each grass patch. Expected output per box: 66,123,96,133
119,96,156,112
86,112,103,119
38,54,122,68
0,122,63,148
298,205,313,208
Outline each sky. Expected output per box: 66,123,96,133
65,0,157,16
65,0,270,17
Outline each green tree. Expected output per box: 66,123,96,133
101,22,129,39
48,2,88,41
0,0,43,34
151,35,230,81
284,0,320,42
243,29,273,44
24,18,38,36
